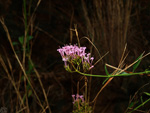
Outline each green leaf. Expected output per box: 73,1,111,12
130,98,150,113
18,36,24,45
18,35,33,45
12,42,18,46
132,53,143,72
104,64,109,75
128,101,139,109
102,77,109,85
144,92,150,96
140,96,143,103
120,71,128,75
27,60,33,74
128,102,134,108
102,65,110,85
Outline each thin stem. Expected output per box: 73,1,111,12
84,76,87,106
74,25,80,47
88,76,92,103
69,58,150,78
76,70,150,78
0,18,45,111
129,98,150,113
29,57,52,113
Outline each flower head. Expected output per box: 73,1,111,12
72,94,84,104
57,44,94,72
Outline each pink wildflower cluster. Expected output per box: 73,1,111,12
72,94,84,104
57,44,94,71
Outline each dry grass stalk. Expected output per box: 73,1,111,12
0,55,25,108
79,1,133,112
81,0,132,66
0,18,46,112
0,0,53,112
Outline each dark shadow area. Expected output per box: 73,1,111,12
0,0,150,113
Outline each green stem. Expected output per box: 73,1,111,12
75,70,150,78
70,61,150,77
128,97,150,113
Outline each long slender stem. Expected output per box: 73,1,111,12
23,0,28,65
129,98,150,113
29,57,52,113
0,18,45,111
85,76,87,112
76,70,150,78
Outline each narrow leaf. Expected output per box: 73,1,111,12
140,96,143,103
144,92,150,96
103,64,110,85
132,53,143,72
27,60,34,74
18,35,33,45
120,71,128,75
128,102,134,108
104,64,109,75
102,77,109,85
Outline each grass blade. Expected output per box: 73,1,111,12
132,53,143,72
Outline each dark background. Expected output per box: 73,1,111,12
0,0,150,113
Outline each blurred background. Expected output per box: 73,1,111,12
0,0,150,113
